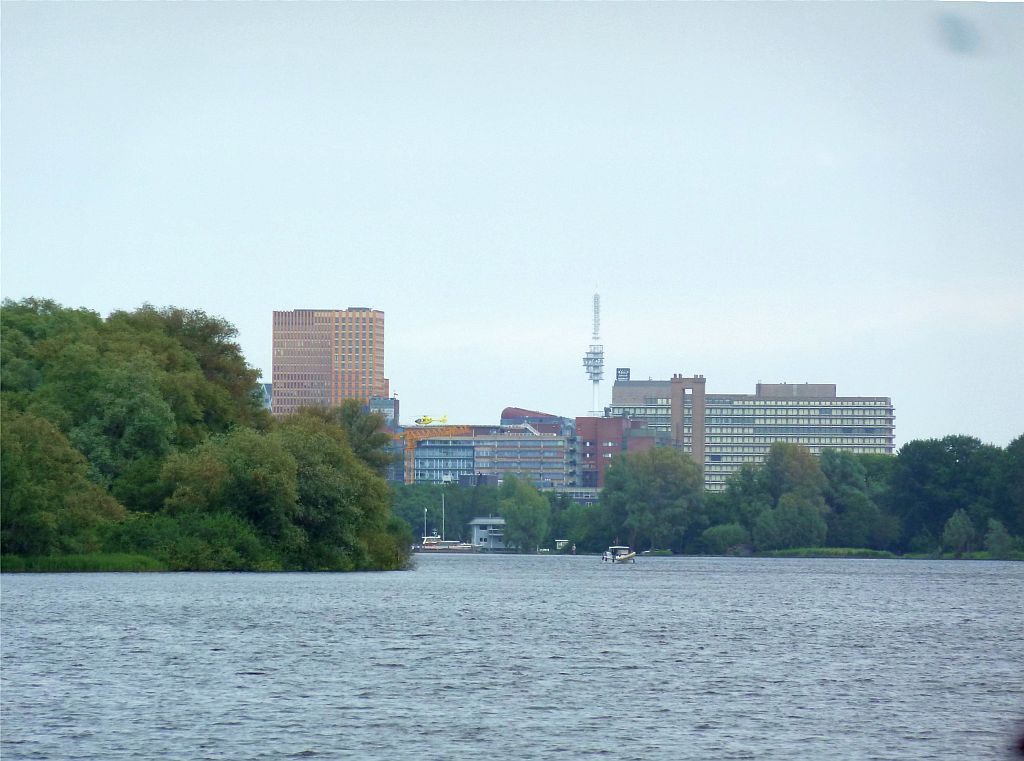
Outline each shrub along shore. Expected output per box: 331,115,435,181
2,299,411,572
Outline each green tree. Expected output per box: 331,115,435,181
545,492,579,547
499,477,550,552
147,306,269,430
717,464,773,535
775,493,828,549
1,404,126,555
104,512,274,571
752,508,783,551
298,401,397,476
161,428,303,553
390,483,445,539
1,299,104,413
700,523,751,555
438,482,500,541
890,436,1004,551
942,509,976,556
761,442,828,505
1,297,410,571
752,494,827,551
600,448,704,551
272,413,400,569
820,449,896,550
984,519,1019,559
389,482,497,542
68,361,177,486
994,434,1024,537
856,453,897,503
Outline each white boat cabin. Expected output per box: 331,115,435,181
603,545,637,563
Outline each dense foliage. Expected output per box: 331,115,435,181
1,298,411,571
588,438,1023,558
390,437,1023,560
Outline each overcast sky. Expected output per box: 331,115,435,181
3,2,1022,447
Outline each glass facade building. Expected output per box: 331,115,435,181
411,429,573,489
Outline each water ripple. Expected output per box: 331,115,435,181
2,557,1023,760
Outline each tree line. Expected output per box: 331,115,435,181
1,298,411,571
392,437,1023,559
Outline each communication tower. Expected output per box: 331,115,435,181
582,293,605,414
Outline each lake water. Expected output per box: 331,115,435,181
2,555,1023,760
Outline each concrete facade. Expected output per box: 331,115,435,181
469,517,506,550
610,374,895,490
671,374,706,475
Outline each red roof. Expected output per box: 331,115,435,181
500,407,560,420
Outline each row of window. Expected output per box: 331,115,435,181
710,409,890,416
611,406,892,418
706,438,893,453
706,419,892,427
704,445,892,464
475,461,568,469
477,452,564,459
628,398,889,407
413,470,568,485
705,434,892,444
707,399,886,406
421,442,566,450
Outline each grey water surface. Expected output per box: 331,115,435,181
2,555,1022,760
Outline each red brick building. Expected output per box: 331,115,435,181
576,416,659,487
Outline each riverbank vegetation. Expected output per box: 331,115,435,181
599,438,1022,558
392,435,1023,560
1,298,411,572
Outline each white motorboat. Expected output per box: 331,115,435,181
602,545,636,563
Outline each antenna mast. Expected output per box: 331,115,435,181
582,293,605,414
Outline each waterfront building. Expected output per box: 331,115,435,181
409,424,574,489
610,373,895,491
468,517,506,550
271,308,388,416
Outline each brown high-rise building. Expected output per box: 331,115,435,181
271,308,388,416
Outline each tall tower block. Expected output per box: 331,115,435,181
271,307,388,416
582,293,605,414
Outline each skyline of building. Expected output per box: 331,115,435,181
267,312,894,493
610,374,895,490
271,307,388,416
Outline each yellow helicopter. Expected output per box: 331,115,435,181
414,415,448,426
